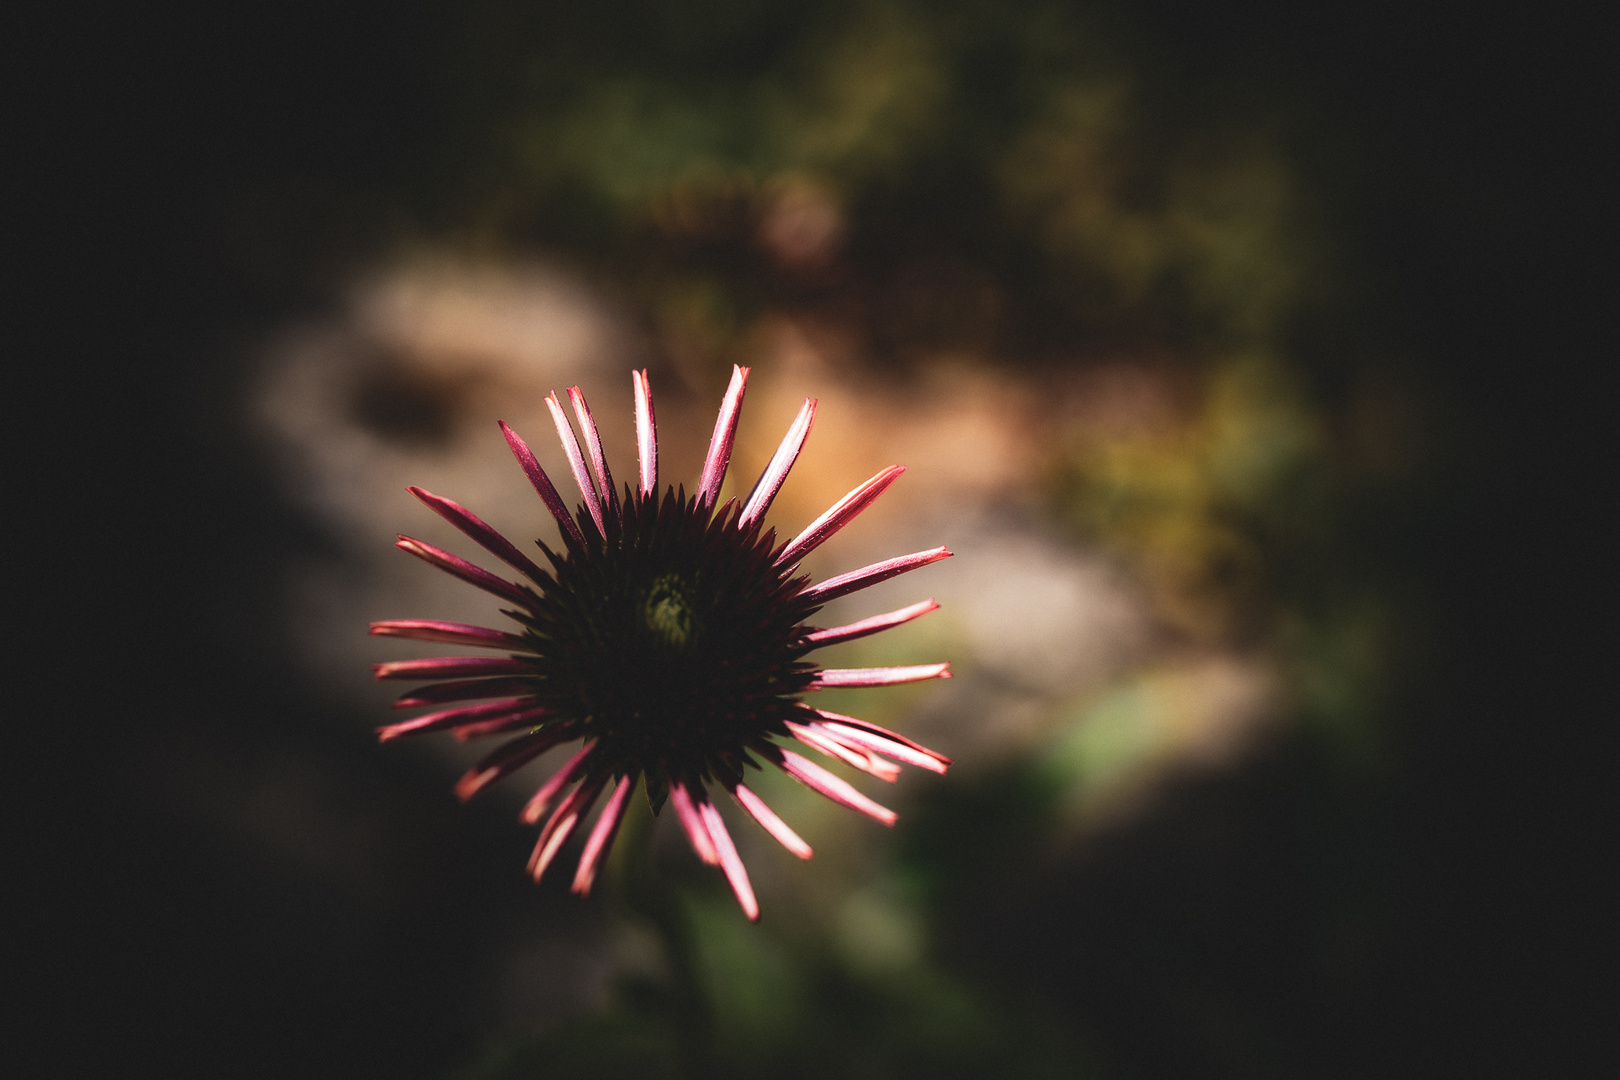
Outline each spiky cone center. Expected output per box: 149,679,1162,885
515,486,819,802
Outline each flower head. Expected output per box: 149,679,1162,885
373,367,951,919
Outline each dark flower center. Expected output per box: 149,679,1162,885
643,575,697,651
517,487,820,790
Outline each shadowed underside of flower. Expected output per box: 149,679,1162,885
372,367,951,920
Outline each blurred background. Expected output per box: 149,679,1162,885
18,0,1606,1077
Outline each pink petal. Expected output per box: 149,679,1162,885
373,656,533,681
802,598,940,647
670,782,719,865
567,386,615,518
370,619,531,652
393,677,537,709
864,754,903,782
500,421,586,548
455,725,576,801
807,663,951,689
520,743,596,825
731,783,812,859
697,365,749,508
453,712,552,741
801,546,952,604
739,397,816,530
395,536,533,609
407,486,551,585
778,749,897,826
819,729,902,782
785,719,899,782
572,777,634,895
546,391,606,535
775,465,905,567
528,773,607,883
699,799,759,922
632,369,658,498
811,710,951,772
375,698,539,742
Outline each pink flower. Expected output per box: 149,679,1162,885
373,367,951,920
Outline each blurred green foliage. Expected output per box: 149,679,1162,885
434,0,1326,360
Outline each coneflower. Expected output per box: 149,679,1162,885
372,367,951,920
